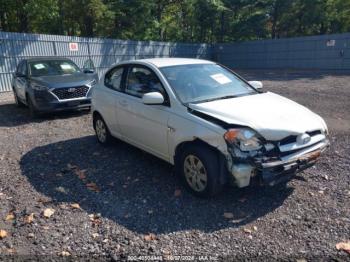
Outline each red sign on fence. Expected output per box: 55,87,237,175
69,42,79,51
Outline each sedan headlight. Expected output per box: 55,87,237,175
31,83,48,91
224,128,262,151
87,79,97,87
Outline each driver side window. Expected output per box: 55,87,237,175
125,66,165,98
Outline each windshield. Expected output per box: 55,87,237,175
29,60,81,77
160,64,257,104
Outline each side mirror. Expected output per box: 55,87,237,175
84,69,94,74
248,81,263,89
142,92,164,105
15,72,26,78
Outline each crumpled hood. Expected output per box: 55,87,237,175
189,92,327,141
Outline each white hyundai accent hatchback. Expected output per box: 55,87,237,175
92,58,329,197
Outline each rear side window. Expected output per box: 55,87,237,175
105,66,124,91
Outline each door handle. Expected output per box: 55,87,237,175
119,100,128,106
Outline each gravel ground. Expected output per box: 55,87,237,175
0,70,349,261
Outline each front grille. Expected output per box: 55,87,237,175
52,86,89,100
279,130,322,146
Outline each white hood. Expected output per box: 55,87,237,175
189,92,327,141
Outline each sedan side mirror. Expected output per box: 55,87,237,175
84,69,95,74
15,72,26,78
142,92,164,105
248,81,263,89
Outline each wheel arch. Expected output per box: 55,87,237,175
92,110,103,129
174,138,228,185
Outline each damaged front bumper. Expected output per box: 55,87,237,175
227,138,330,187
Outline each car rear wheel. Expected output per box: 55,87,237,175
93,114,112,144
178,144,223,197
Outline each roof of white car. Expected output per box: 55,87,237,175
138,58,215,68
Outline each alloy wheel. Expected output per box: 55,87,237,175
183,154,208,192
95,119,107,143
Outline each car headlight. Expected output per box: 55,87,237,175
87,79,97,87
31,83,48,91
224,128,262,151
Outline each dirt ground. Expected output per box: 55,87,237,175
0,70,349,261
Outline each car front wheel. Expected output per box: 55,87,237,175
178,144,223,197
27,96,38,118
13,89,25,107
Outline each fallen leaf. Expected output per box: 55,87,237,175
43,208,55,218
67,163,77,170
89,214,101,226
86,182,100,192
75,169,87,180
296,258,307,262
55,186,67,194
144,233,157,241
59,204,68,209
336,241,350,254
0,229,8,239
92,233,99,239
6,248,15,254
243,228,252,234
223,212,234,219
238,197,247,203
5,213,15,221
174,189,182,197
24,213,34,224
59,251,71,257
70,203,81,209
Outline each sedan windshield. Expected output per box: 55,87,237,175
160,64,257,104
29,60,81,77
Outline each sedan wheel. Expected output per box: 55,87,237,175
184,154,208,192
94,115,112,144
178,144,224,197
96,119,107,143
13,89,24,107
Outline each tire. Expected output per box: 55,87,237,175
27,96,38,118
13,89,25,107
93,114,112,144
177,144,224,197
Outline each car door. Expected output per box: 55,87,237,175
116,64,170,160
97,65,126,137
14,61,28,100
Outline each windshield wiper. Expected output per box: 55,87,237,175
194,95,237,103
